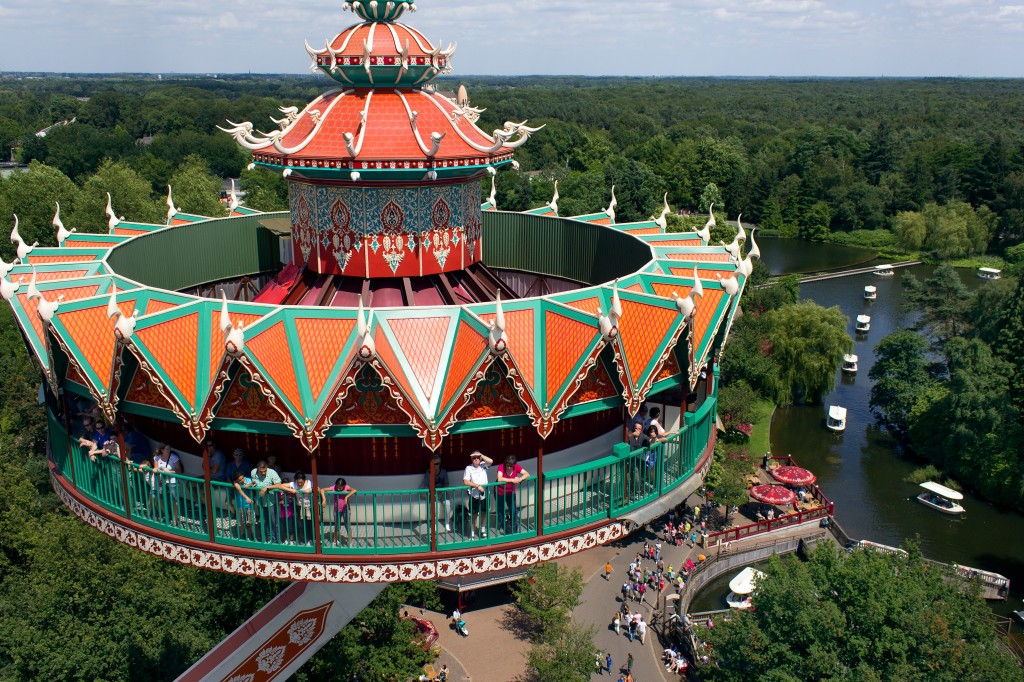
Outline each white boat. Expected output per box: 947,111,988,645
916,481,965,515
977,267,1002,280
826,405,847,432
725,567,765,609
863,285,877,300
842,354,859,374
855,315,871,333
855,540,908,557
873,264,895,277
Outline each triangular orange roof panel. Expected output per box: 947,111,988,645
616,299,679,385
440,320,488,409
388,316,451,401
544,310,598,401
295,317,357,407
562,297,602,316
650,282,691,300
373,326,416,405
33,270,89,282
57,298,135,391
16,284,101,348
693,289,725,348
245,321,303,414
480,308,535,393
134,312,200,409
666,252,732,262
146,300,182,316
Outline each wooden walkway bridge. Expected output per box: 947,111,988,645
798,260,921,283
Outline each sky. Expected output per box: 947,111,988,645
0,0,1022,77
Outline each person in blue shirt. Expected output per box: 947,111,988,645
231,471,256,540
122,422,152,465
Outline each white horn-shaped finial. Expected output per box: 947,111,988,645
604,185,617,223
107,284,120,320
228,179,240,216
54,201,75,244
114,308,139,341
220,290,232,333
672,291,695,318
0,256,14,279
357,295,375,359
717,273,740,296
105,193,120,229
0,276,20,301
697,203,714,244
548,180,559,216
611,279,623,320
736,213,747,244
738,255,753,278
488,292,508,354
12,215,36,264
691,266,704,301
26,265,41,301
166,185,178,223
10,213,20,245
36,290,64,322
748,229,761,260
598,307,618,340
655,193,671,232
488,175,497,209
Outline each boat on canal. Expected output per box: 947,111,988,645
826,405,847,432
917,481,965,516
977,267,1002,280
842,354,859,374
873,264,895,277
863,285,877,300
725,567,765,609
855,315,871,333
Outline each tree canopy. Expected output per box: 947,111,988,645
703,545,1022,682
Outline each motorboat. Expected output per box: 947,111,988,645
725,567,765,609
873,264,895,277
977,267,1002,280
863,285,877,300
842,354,859,374
855,540,908,557
826,405,847,432
855,315,871,333
916,481,965,515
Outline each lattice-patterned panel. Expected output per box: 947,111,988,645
208,311,265,390
479,309,535,393
55,299,136,392
616,299,679,385
693,289,725,349
294,317,356,408
544,310,599,403
666,252,733,262
561,296,602,316
388,316,451,401
134,312,199,408
245,322,303,414
439,320,488,410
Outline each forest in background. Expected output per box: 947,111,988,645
0,75,1023,262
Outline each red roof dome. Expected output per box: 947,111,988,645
245,88,539,178
306,22,453,87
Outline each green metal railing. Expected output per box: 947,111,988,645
47,396,715,557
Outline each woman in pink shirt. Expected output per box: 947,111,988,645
496,455,530,535
320,477,357,547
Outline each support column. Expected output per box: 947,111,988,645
535,443,544,536
60,396,77,487
176,581,386,682
310,451,324,555
117,431,132,522
428,454,438,552
202,447,216,544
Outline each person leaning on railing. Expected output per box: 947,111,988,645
463,451,494,538
249,460,283,543
321,478,357,547
495,455,530,534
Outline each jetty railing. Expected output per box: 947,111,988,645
46,396,717,557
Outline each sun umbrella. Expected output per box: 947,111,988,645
750,484,796,506
771,466,817,487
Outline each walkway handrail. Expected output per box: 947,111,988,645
46,396,718,557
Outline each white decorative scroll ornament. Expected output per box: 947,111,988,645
11,215,37,264
54,201,75,244
356,295,375,358
488,292,508,353
697,203,714,244
654,193,671,232
748,228,761,260
107,284,139,341
604,185,617,223
548,180,560,216
736,213,747,243
488,175,497,210
105,193,122,230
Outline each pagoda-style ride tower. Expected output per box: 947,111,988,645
5,0,753,594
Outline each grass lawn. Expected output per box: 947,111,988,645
746,399,775,456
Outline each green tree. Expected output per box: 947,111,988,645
523,621,598,682
869,330,934,439
0,161,80,259
70,159,164,230
711,455,753,525
798,201,831,241
764,302,852,405
510,562,585,641
717,379,758,430
241,166,289,212
698,182,724,214
902,264,971,351
168,155,227,218
893,209,927,250
703,544,1022,682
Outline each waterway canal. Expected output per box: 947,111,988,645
758,238,1024,615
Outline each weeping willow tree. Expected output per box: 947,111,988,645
764,301,852,405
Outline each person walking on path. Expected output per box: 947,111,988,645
605,561,613,580
626,652,634,674
605,652,613,675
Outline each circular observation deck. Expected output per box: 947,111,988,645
19,209,737,582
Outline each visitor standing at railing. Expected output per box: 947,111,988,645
203,439,225,483
496,455,530,535
463,451,493,539
275,472,313,545
231,471,257,541
425,455,452,532
154,444,182,523
250,460,282,543
321,478,357,547
123,422,151,465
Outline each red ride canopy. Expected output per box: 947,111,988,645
750,485,796,506
771,466,817,486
